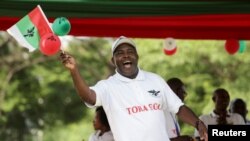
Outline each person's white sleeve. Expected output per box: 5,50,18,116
85,80,108,108
234,113,246,125
88,130,114,141
159,76,184,114
97,131,115,141
88,130,101,141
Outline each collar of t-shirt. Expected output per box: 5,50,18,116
114,68,145,82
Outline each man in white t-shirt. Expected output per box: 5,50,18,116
60,36,208,141
194,88,245,140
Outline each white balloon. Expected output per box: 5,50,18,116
164,37,176,50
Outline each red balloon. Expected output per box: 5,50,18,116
39,33,61,56
163,47,177,56
225,39,239,55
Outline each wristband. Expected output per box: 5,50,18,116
195,120,202,130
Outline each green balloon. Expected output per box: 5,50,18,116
52,17,71,36
239,40,246,53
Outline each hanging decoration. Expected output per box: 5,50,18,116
238,40,246,53
164,47,177,55
224,39,239,55
163,37,177,56
39,33,61,56
52,17,71,36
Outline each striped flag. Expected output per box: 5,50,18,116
7,5,52,52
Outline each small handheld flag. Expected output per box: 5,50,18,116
7,5,52,52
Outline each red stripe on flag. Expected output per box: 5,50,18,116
28,6,52,37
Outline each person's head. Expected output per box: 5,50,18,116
111,36,139,79
93,106,110,132
229,98,248,119
212,88,230,111
167,77,187,101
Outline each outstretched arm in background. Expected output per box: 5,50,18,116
177,105,208,141
60,52,96,105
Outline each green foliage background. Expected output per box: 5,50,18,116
0,31,249,141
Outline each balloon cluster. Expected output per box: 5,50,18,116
40,17,71,56
163,37,177,56
224,39,246,55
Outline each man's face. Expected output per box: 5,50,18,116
176,85,187,102
112,43,139,78
93,111,102,130
214,92,230,111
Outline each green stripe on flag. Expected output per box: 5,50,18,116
16,15,40,49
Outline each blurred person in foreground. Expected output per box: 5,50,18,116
88,106,114,141
60,36,208,141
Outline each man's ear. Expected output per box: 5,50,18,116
111,57,115,66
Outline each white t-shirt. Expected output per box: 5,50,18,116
88,69,184,141
164,112,181,138
194,111,245,137
88,130,114,141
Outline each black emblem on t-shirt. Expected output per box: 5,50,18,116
148,90,160,97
